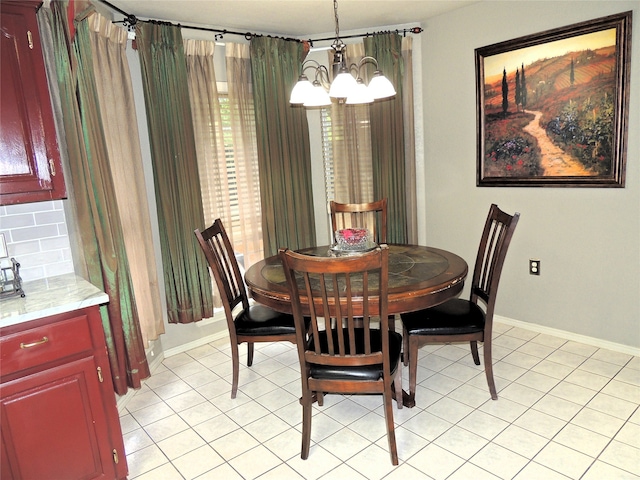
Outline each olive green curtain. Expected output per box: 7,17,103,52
401,37,418,244
365,33,408,244
43,2,149,394
250,37,316,256
135,22,214,324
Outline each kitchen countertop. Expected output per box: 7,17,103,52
0,273,109,329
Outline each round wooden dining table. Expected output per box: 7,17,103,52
244,244,468,316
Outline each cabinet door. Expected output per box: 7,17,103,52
0,357,119,480
0,1,66,205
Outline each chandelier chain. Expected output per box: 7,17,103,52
334,0,340,42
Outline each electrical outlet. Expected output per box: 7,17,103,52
529,259,540,275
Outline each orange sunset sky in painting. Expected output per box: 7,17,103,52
484,28,616,83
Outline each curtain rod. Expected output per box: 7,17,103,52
97,0,422,44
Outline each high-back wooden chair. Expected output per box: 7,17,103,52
194,219,297,398
401,204,520,404
279,244,403,465
330,198,387,244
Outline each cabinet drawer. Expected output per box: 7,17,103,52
0,314,93,377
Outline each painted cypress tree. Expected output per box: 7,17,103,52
570,58,575,85
502,68,509,116
515,68,521,112
521,63,527,110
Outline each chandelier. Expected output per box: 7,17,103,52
289,0,396,108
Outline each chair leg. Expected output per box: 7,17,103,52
483,340,498,400
407,336,418,407
301,392,312,460
470,340,480,365
306,392,324,406
382,387,399,465
247,342,254,367
393,375,403,410
402,326,409,366
230,342,240,399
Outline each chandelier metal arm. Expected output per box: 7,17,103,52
299,60,331,89
350,56,380,78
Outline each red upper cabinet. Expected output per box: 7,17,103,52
1,0,66,205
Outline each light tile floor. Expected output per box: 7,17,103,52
121,322,640,479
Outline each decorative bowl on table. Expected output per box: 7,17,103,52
333,228,376,252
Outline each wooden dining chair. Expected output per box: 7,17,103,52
331,198,396,333
279,244,403,465
401,204,520,403
194,219,297,399
330,198,387,243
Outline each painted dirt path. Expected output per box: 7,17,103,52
523,110,593,176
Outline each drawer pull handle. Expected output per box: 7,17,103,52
20,337,49,349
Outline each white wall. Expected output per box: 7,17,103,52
420,1,639,350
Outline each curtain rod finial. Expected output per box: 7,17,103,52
125,14,137,26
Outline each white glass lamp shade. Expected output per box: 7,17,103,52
290,75,314,104
345,78,374,104
303,82,332,107
368,71,396,100
329,68,358,98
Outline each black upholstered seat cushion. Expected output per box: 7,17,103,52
235,304,297,336
310,329,403,381
402,299,485,336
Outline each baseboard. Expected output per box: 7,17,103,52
495,315,640,358
147,347,166,373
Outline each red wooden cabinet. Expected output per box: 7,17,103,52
0,0,66,205
0,307,127,480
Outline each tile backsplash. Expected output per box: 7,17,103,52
0,200,73,282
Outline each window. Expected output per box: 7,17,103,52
216,93,240,233
321,104,374,205
321,108,334,208
216,90,261,265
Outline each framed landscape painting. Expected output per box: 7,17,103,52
476,11,632,187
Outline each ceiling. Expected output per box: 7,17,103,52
103,0,478,39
